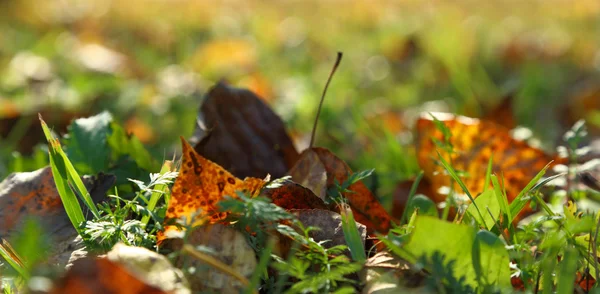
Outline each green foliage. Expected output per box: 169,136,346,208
339,205,366,263
389,216,512,290
64,111,113,175
64,111,159,184
40,115,98,231
221,194,362,293
82,169,178,251
465,189,500,230
325,168,374,205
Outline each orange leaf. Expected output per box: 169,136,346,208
416,112,565,207
158,138,265,244
50,258,166,294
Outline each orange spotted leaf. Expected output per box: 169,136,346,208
416,112,565,207
159,138,266,244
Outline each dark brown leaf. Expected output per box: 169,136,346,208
191,81,299,179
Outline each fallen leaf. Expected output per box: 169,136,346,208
158,138,266,244
290,147,393,234
0,166,115,239
166,224,257,293
50,257,167,294
191,81,299,179
287,149,328,199
290,208,367,250
361,252,422,294
416,112,564,206
262,179,328,210
576,270,596,292
106,243,190,294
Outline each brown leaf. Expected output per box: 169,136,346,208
164,224,257,293
191,81,299,179
262,180,328,210
296,147,393,234
290,208,367,250
105,243,190,293
50,257,167,294
287,149,327,200
0,166,115,239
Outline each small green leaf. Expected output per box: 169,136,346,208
406,194,438,218
466,189,500,230
65,111,113,174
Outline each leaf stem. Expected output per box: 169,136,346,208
309,52,343,149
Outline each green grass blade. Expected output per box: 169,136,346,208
48,154,86,230
435,150,484,222
141,160,174,226
484,155,493,192
40,115,87,231
63,152,100,219
541,249,558,294
40,115,100,219
508,162,552,222
245,239,275,294
401,170,424,224
491,175,511,228
0,239,29,280
556,246,578,293
340,205,367,262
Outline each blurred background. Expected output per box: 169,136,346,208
1,0,600,207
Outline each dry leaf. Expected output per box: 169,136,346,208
288,149,328,199
106,243,190,294
158,138,266,244
416,112,565,207
167,224,257,293
302,147,393,234
290,208,367,250
191,81,299,179
0,166,115,239
50,257,167,294
262,179,328,210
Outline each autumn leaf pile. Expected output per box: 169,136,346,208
1,58,600,293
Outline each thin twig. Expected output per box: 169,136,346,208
309,52,343,149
